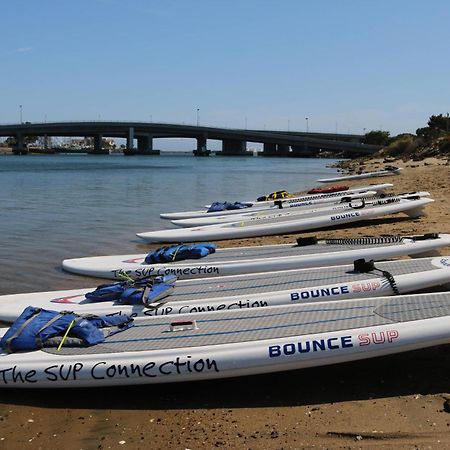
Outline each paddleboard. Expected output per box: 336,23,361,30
317,167,402,183
171,192,430,228
2,290,450,387
161,183,394,220
4,257,450,321
138,196,434,243
61,233,450,280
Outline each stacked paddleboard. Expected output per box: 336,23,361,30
62,233,450,280
137,195,434,243
1,178,449,389
160,183,394,220
3,257,450,321
2,291,450,387
171,192,430,228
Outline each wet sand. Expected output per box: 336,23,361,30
1,156,450,449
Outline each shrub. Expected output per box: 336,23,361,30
384,135,417,157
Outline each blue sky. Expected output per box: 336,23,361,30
1,0,449,138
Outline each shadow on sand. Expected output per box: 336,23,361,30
1,345,449,410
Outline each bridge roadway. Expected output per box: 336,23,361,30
0,122,381,156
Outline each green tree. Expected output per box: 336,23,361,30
416,113,450,140
24,135,37,145
428,113,449,132
362,130,390,145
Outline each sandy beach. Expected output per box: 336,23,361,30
1,156,450,450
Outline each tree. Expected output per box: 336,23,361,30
427,114,449,132
416,114,450,140
24,135,37,145
362,130,390,146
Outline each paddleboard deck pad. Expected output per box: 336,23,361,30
61,233,450,280
3,257,450,321
2,291,450,387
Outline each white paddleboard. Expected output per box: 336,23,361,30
161,183,394,220
317,167,402,183
61,233,450,280
3,257,450,321
138,196,434,243
2,290,450,387
172,192,430,228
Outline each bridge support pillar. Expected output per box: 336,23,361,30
138,134,152,151
277,144,290,156
221,139,249,156
12,134,28,154
261,143,277,156
134,134,159,155
127,127,135,150
193,136,210,156
91,134,109,154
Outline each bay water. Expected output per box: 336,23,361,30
0,153,340,295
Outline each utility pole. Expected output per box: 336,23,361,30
19,105,23,123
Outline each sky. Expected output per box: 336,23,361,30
1,0,450,143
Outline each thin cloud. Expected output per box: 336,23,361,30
7,47,33,55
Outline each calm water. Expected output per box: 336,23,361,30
0,153,340,295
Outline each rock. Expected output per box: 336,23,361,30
443,399,450,413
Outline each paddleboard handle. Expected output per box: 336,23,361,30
169,320,198,332
349,199,366,209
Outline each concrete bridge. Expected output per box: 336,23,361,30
0,121,381,157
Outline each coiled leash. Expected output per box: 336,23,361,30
353,258,400,295
296,233,439,247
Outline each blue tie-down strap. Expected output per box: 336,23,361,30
145,243,217,264
0,306,134,353
207,201,251,212
121,275,177,307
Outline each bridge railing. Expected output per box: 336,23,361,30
0,120,363,139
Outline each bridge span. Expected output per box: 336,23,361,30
0,122,381,157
